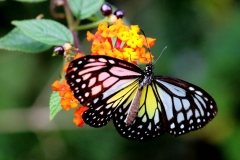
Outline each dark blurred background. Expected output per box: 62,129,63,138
0,0,239,159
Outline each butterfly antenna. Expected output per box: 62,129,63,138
153,46,167,65
140,29,152,63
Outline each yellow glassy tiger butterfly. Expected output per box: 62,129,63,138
66,55,217,141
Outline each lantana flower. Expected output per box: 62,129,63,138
87,19,155,64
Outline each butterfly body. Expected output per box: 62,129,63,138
66,55,217,141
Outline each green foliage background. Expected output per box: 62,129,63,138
0,0,239,159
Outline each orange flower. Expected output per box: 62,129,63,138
52,80,79,110
73,106,89,127
86,19,155,64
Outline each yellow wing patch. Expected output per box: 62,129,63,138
107,79,138,108
138,85,159,119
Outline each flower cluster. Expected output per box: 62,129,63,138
51,18,156,127
87,19,155,64
52,80,79,110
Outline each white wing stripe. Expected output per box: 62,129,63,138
177,112,184,123
187,110,193,120
157,80,186,97
109,66,141,76
159,90,174,121
174,97,182,111
195,94,207,109
193,97,204,116
182,99,190,110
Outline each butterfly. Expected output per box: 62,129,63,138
65,55,217,141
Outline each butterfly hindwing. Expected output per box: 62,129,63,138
112,84,165,140
153,76,217,136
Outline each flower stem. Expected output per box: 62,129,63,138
74,19,107,31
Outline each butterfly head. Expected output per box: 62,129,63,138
144,63,154,76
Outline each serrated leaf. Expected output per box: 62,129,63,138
68,0,104,20
49,91,62,120
12,19,73,46
0,27,51,53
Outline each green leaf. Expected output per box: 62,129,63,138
12,19,73,46
68,0,104,20
0,27,51,53
49,91,62,120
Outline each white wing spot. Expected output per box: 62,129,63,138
81,84,86,88
99,58,107,62
180,124,184,129
189,119,193,124
207,112,210,117
76,78,81,83
73,67,77,71
196,91,203,96
189,87,195,91
170,123,175,129
93,98,99,104
109,60,115,64
85,92,90,97
148,123,152,130
89,59,95,62
197,119,201,123
71,75,75,78
78,61,82,64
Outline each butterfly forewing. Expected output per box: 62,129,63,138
66,55,143,127
153,76,217,136
66,55,143,106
